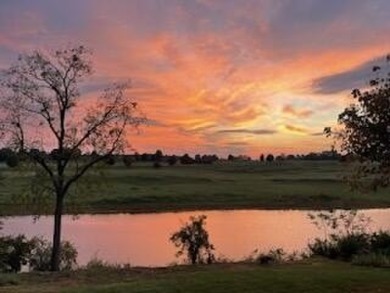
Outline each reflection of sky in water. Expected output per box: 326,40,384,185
2,209,390,267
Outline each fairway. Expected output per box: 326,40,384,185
1,160,389,215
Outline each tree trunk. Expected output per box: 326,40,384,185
50,192,64,271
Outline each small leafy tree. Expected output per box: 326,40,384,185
325,55,390,190
170,215,215,265
0,45,143,270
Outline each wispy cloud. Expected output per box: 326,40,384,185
282,104,313,118
216,128,277,135
283,124,308,135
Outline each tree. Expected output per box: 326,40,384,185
0,45,143,271
195,154,201,164
154,149,163,161
180,153,194,165
170,215,215,265
325,56,390,190
168,155,178,166
266,154,274,163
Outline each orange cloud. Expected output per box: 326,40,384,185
283,124,309,135
282,105,313,118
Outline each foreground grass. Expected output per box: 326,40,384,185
1,161,390,215
1,260,390,293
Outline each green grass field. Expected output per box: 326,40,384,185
1,160,389,215
1,260,389,293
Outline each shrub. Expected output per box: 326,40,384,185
308,239,339,260
336,233,370,260
256,248,286,265
308,210,390,263
170,215,215,265
29,237,77,271
0,235,34,273
370,231,390,254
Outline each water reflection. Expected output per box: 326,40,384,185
2,209,390,267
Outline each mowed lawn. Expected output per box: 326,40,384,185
1,160,390,215
1,261,390,293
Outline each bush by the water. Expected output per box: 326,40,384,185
309,233,370,261
255,248,286,264
0,235,34,272
29,237,77,271
0,235,77,273
308,210,390,266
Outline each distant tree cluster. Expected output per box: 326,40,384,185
0,147,344,170
227,154,252,161
121,151,219,166
257,150,341,163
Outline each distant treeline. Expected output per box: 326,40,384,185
0,147,345,168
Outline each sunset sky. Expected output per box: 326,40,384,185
0,0,389,157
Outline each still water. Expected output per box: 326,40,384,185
2,209,390,267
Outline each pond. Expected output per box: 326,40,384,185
1,209,390,267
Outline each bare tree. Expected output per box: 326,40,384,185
0,45,143,271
